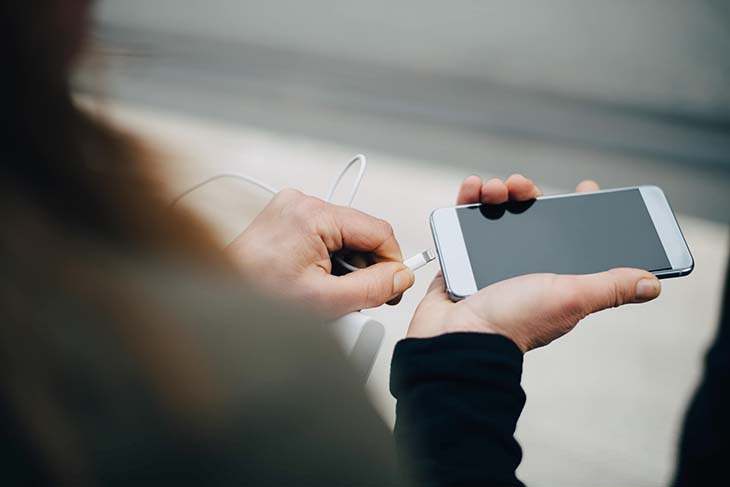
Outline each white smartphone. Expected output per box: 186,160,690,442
430,186,694,300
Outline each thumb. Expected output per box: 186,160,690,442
568,268,661,317
321,262,415,314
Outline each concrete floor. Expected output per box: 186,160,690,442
98,100,728,486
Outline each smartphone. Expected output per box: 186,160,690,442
430,186,693,300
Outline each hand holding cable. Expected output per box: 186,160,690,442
173,154,435,318
227,188,415,318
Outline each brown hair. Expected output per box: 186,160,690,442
1,0,221,253
1,2,241,484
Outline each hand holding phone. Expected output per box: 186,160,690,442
409,176,666,352
432,182,692,300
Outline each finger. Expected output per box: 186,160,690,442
324,206,403,262
386,294,403,306
481,178,509,204
457,175,482,205
561,268,661,318
576,180,600,193
505,174,541,200
426,271,445,292
321,262,415,313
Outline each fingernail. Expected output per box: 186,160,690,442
635,278,661,302
393,268,414,294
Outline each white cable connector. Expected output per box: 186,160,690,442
173,154,436,275
173,154,435,380
405,248,437,271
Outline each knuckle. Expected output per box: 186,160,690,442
288,195,327,223
276,187,304,201
273,188,303,213
606,269,629,307
378,218,394,237
299,195,326,213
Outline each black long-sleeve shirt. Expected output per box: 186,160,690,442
392,333,526,486
674,261,730,486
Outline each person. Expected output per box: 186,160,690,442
1,1,665,485
673,260,729,486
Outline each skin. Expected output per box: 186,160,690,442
228,188,415,319
231,174,659,355
408,175,661,352
49,3,659,351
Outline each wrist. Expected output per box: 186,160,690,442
406,320,517,351
408,308,526,352
406,321,500,339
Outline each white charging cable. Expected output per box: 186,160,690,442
172,154,436,273
173,154,436,381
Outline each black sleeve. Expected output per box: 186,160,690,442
673,261,730,486
390,332,526,487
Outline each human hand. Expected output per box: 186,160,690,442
228,189,415,319
408,175,661,352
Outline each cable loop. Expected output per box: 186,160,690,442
172,153,432,273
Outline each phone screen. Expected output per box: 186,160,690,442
456,188,672,289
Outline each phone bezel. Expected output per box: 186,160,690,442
429,185,694,300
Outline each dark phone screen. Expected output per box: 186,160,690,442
456,189,671,289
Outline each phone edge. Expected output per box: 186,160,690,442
638,185,695,278
429,207,474,301
429,185,694,300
